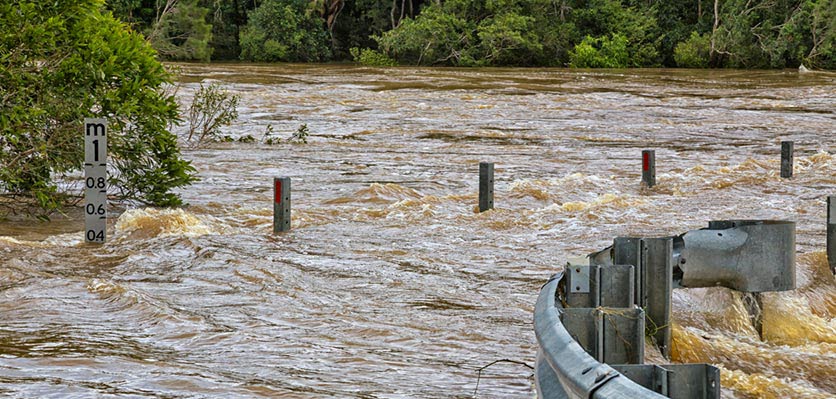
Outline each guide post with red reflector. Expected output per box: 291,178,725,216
273,177,291,233
479,162,494,212
641,150,655,188
781,141,793,178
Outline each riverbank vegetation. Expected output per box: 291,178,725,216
109,0,833,69
1,0,196,217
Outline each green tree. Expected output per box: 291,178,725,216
105,0,214,61
327,0,404,59
146,0,214,61
0,0,195,215
569,33,629,67
709,0,834,68
239,0,331,62
674,31,710,67
376,0,546,66
375,3,476,66
570,0,661,67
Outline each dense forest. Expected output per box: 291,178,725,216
101,0,836,69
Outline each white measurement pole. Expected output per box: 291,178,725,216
84,118,107,243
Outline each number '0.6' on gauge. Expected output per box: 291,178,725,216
84,118,107,244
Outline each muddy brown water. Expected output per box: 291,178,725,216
1,64,835,398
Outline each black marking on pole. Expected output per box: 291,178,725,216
781,141,793,178
479,162,494,212
273,177,291,233
641,150,656,188
828,196,835,275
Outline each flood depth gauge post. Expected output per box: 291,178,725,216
84,118,107,243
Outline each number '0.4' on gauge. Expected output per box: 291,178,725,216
84,118,107,243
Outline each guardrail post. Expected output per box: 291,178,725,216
567,263,595,308
479,162,494,212
828,196,835,275
614,237,644,307
643,237,673,358
781,141,793,178
642,150,656,188
597,265,635,308
273,177,291,233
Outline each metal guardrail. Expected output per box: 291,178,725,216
534,274,669,399
674,220,795,292
536,220,796,399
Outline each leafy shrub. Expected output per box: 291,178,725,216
674,32,710,68
239,0,331,62
262,125,280,144
0,0,195,215
375,0,545,66
289,124,310,144
349,47,398,66
186,83,240,147
569,34,629,68
375,5,475,66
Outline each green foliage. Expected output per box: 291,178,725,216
376,4,476,66
709,0,835,68
0,0,195,215
327,0,399,60
569,34,629,68
239,0,331,62
146,0,214,61
350,47,398,66
289,124,310,144
674,31,710,68
570,0,660,66
262,125,280,145
238,134,256,143
98,0,834,68
186,83,241,147
376,0,546,66
477,12,543,65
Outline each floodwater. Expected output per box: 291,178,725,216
1,64,835,398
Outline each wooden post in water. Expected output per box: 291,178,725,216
641,150,656,188
828,196,835,275
273,177,291,233
479,162,494,212
781,141,794,178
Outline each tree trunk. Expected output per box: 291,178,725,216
709,0,719,65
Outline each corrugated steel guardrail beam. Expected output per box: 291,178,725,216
534,274,669,399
